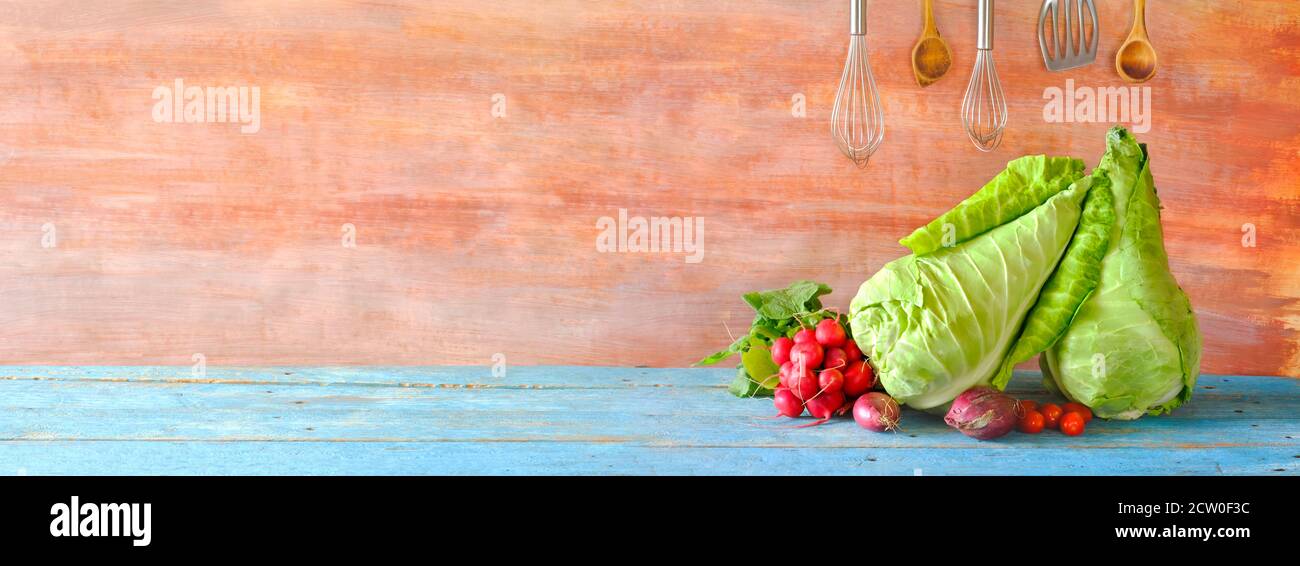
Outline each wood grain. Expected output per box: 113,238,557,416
0,1,1296,374
0,366,1295,474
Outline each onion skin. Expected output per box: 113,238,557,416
944,387,1018,440
853,392,901,432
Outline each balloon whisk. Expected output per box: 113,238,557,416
831,0,885,168
961,0,1007,152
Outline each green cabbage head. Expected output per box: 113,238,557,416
849,156,1089,410
1037,127,1202,419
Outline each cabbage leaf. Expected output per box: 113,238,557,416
900,156,1086,255
850,163,1090,410
991,171,1114,388
1039,127,1201,419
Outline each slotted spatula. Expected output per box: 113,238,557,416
1038,0,1098,71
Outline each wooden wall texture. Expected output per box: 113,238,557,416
0,1,1296,375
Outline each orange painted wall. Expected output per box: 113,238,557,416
0,1,1297,375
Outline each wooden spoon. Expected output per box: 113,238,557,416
1116,0,1157,82
911,0,952,87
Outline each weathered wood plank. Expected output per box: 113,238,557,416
0,365,721,388
0,373,1295,447
1,367,1295,474
1,442,1293,476
0,1,1295,374
2,365,1295,392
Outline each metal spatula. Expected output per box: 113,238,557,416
1038,0,1098,71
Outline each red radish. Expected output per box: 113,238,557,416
788,366,818,401
790,341,824,370
770,337,795,366
814,319,847,347
805,391,845,420
842,360,876,397
823,347,848,371
944,387,1018,440
777,361,794,388
842,340,863,361
853,392,901,432
835,400,854,417
793,328,816,344
818,369,844,395
773,388,804,418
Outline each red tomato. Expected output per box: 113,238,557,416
1017,409,1045,434
842,340,863,361
1018,399,1038,414
1060,412,1086,436
1062,402,1093,423
1040,403,1064,430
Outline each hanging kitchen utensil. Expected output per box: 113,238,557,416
831,0,885,167
1116,0,1157,82
961,0,1006,151
912,0,953,87
1038,0,1099,71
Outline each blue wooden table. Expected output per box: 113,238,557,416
1,366,1296,475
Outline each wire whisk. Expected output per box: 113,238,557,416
961,0,1007,152
831,0,884,168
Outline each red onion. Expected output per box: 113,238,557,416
944,387,1018,440
853,392,901,432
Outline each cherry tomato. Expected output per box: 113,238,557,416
1062,402,1093,423
1018,399,1038,415
1040,403,1063,430
1017,409,1045,434
1060,411,1086,436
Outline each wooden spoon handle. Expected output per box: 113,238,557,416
921,0,937,36
1132,0,1148,38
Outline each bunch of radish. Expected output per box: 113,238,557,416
772,317,895,430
